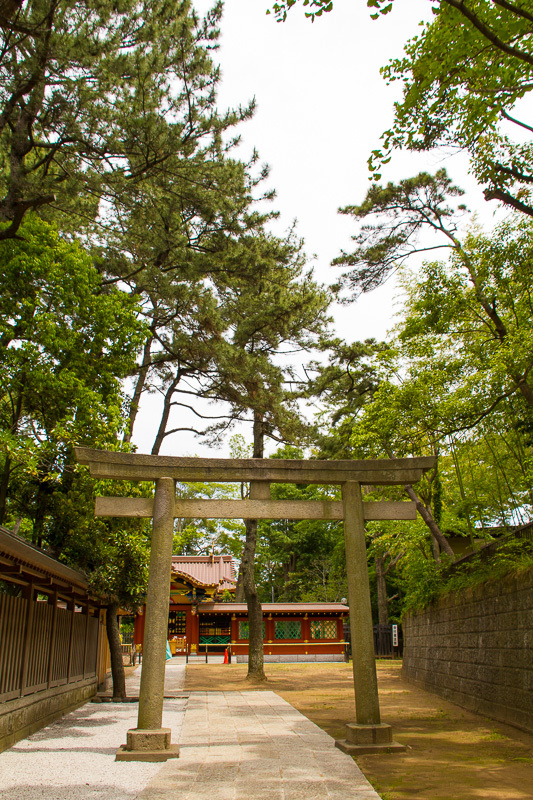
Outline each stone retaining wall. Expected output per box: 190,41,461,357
402,567,533,733
0,678,98,753
236,654,344,663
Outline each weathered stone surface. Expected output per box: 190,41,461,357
95,496,417,522
342,482,381,727
0,679,97,753
335,738,407,756
116,743,180,762
137,477,175,732
236,654,344,664
76,446,435,486
403,566,533,734
345,722,393,745
335,722,406,755
126,727,171,751
133,691,383,799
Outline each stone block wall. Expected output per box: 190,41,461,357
402,567,533,733
0,678,98,753
235,654,344,664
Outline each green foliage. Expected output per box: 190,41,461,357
0,216,151,607
373,1,533,215
340,214,533,614
333,169,467,296
0,217,143,524
404,536,533,613
173,478,245,558
209,231,331,445
0,0,255,238
253,445,346,602
268,0,334,22
306,338,389,458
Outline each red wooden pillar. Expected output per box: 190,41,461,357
302,613,310,643
134,608,146,648
230,614,238,646
265,613,274,644
190,608,199,653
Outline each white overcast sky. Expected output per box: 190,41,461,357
132,0,502,456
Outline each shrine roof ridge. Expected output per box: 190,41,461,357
75,447,436,485
198,602,349,613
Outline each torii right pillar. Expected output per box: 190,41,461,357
335,481,406,755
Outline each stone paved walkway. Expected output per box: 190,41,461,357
95,661,186,698
0,665,382,800
137,690,382,800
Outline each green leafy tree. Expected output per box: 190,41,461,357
0,0,254,239
254,445,344,603
0,216,143,531
173,477,245,559
271,1,533,216
207,232,331,683
334,171,533,412
372,0,533,215
305,337,389,458
0,217,149,698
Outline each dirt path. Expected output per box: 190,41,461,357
185,660,533,800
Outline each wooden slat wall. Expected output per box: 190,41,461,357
0,594,26,701
24,602,54,695
84,616,99,677
70,612,87,680
51,606,72,685
0,595,102,702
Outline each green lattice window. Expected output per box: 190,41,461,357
310,619,337,640
275,620,301,640
238,621,265,640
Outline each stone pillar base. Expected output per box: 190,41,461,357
115,727,180,762
335,722,406,755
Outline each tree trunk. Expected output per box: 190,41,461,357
242,515,266,683
404,484,455,559
151,373,181,455
124,335,153,443
0,453,11,525
375,555,389,626
0,388,23,523
234,562,245,602
242,411,266,683
431,535,441,563
106,601,127,700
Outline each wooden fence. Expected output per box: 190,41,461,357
0,592,100,702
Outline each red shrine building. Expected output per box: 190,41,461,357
133,554,349,662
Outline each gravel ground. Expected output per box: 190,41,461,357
0,692,186,800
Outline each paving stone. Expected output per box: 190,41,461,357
131,687,382,800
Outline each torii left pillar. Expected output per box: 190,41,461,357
116,477,180,761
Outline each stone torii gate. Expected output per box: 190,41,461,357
75,447,435,760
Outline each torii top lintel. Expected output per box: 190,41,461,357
74,447,435,486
